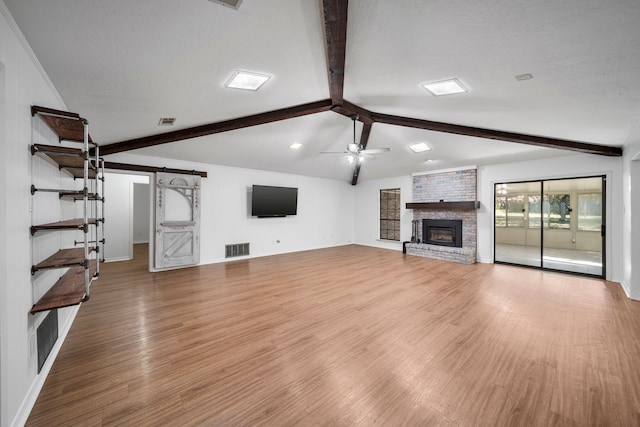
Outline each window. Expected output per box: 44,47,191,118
578,193,602,232
544,194,571,230
380,188,400,241
495,194,524,227
528,195,542,229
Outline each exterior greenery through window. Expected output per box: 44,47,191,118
496,190,601,232
380,188,400,241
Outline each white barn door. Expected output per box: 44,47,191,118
154,172,201,269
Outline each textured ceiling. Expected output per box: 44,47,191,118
6,0,640,181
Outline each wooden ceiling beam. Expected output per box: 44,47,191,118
370,111,622,157
331,100,374,124
98,99,333,156
323,0,349,105
351,122,372,185
103,161,208,178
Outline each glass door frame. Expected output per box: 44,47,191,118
493,175,606,278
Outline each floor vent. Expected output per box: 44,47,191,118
37,309,58,373
225,242,249,258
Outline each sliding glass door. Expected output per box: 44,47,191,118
495,181,542,267
494,176,605,277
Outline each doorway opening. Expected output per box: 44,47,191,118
133,182,150,268
494,176,605,277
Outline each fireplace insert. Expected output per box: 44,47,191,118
423,219,463,248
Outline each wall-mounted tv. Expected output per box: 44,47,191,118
251,185,298,217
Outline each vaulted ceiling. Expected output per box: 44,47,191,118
6,0,639,183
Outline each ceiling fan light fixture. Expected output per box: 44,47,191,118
224,70,271,91
409,142,431,153
347,155,355,164
421,78,468,96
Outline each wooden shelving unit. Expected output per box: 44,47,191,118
30,106,105,312
31,261,98,314
30,218,98,235
31,144,97,179
31,248,95,274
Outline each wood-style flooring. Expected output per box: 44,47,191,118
27,244,640,426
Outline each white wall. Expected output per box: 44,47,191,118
0,3,77,425
353,175,413,250
133,183,150,244
622,141,640,299
477,154,623,282
630,158,640,299
106,153,356,267
104,173,150,261
0,55,6,427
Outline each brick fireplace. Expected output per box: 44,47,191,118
405,168,478,264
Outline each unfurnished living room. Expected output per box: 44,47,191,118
2,1,640,426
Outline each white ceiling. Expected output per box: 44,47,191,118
6,0,640,182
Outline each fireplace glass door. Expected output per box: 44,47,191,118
494,176,604,277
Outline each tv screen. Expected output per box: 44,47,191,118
251,185,298,217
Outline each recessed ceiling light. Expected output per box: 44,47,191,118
225,70,271,91
421,78,468,96
409,142,431,153
515,73,533,81
289,142,302,150
158,117,176,126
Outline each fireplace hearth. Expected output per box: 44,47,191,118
423,219,463,248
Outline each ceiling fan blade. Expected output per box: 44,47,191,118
360,147,391,154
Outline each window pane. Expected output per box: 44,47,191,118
495,195,506,227
506,195,524,227
379,188,400,241
544,194,571,229
578,193,602,232
528,195,541,229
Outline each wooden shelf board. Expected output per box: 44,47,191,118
31,260,97,314
59,192,102,201
32,144,97,177
31,218,97,235
32,106,93,143
32,247,94,273
406,201,480,210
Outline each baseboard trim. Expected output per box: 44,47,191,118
620,280,632,299
105,256,132,262
11,305,80,427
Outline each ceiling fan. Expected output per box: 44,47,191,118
322,115,391,163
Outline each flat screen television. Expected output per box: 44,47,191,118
251,185,298,217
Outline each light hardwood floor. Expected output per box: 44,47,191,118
27,244,640,426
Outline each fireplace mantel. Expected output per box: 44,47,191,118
406,201,480,210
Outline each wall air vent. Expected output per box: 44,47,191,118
208,0,243,10
225,242,250,258
158,117,176,126
37,309,58,373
